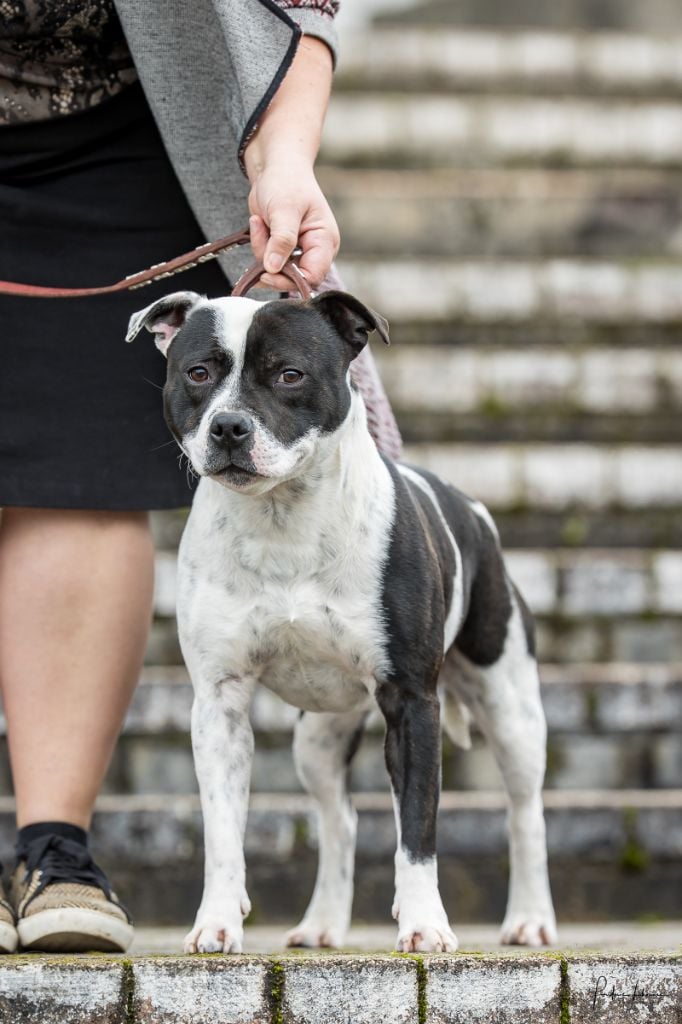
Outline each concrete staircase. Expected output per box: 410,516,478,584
4,1,682,950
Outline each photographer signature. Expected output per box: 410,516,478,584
592,975,673,1010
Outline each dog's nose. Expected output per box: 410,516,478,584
210,412,254,445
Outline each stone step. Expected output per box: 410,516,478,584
153,543,682,622
151,613,682,670
492,509,682,551
3,946,680,1024
103,663,682,796
118,662,682,737
0,665,677,798
150,508,682,554
334,257,682,323
336,28,682,97
319,166,682,259
361,320,682,351
369,344,682,440
322,93,682,169
0,791,676,925
150,546,682,629
369,0,682,35
387,444,682,513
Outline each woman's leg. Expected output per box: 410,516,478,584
0,507,154,828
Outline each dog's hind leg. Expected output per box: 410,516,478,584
451,595,557,947
285,709,368,949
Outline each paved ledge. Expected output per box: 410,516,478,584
0,939,678,1024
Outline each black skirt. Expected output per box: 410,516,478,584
0,82,231,510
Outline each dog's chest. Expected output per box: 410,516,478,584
178,492,391,713
253,574,380,711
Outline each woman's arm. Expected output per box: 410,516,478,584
243,34,340,290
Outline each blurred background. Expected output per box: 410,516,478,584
5,0,681,930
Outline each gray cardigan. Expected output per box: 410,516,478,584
113,0,338,285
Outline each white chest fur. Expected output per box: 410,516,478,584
176,397,396,713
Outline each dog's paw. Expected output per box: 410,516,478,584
500,912,557,947
183,921,244,954
396,924,458,953
285,921,344,949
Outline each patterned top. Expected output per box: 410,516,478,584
0,0,339,126
0,0,137,124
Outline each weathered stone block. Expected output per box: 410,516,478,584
524,445,609,510
653,551,682,612
561,558,650,616
125,669,192,735
615,448,682,508
0,958,124,1024
568,956,681,1023
153,552,178,618
547,736,627,790
612,621,682,664
653,734,682,787
595,677,682,732
133,957,270,1024
125,741,197,796
281,955,418,1024
426,955,561,1024
505,551,557,614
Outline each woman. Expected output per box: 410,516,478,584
0,0,400,953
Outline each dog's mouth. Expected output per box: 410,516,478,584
211,462,265,488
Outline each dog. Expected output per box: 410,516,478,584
127,288,557,954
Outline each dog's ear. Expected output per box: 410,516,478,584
125,291,203,355
311,291,390,358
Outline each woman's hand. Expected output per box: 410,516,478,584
243,36,339,291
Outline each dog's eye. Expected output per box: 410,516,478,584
187,366,210,384
277,369,304,385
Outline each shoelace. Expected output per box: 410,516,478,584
15,834,132,921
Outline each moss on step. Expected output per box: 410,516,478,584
266,959,285,1024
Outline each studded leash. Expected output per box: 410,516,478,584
0,226,312,301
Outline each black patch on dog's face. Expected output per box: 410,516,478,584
235,302,357,444
162,306,232,447
161,300,363,479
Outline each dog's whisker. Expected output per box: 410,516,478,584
141,375,164,392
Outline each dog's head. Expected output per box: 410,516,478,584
126,291,389,494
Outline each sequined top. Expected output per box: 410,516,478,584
0,0,138,124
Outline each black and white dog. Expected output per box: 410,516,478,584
127,289,557,954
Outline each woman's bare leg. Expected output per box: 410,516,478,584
0,507,154,829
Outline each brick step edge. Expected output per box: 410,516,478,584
1,952,678,1024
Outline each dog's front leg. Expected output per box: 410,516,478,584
183,674,255,954
377,683,458,953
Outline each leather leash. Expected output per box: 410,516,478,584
0,226,312,301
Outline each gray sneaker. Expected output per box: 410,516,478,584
0,878,18,953
11,834,133,953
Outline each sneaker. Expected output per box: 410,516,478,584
11,833,134,953
0,876,18,953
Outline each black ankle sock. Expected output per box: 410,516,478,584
17,821,88,848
